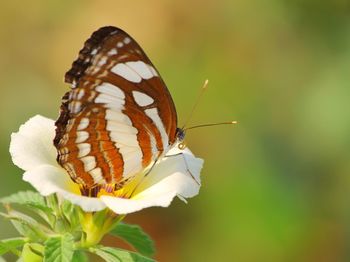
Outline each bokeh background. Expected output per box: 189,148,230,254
1,1,350,261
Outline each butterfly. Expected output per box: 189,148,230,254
53,26,188,194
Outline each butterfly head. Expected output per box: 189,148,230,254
175,128,187,150
176,127,186,141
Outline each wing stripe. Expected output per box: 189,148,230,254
123,104,161,166
81,112,109,185
57,116,95,186
145,108,169,151
80,156,97,172
105,108,144,178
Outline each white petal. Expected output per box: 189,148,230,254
101,190,177,214
10,115,58,171
137,145,203,198
101,145,203,214
23,164,106,212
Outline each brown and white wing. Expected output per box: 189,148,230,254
54,26,178,188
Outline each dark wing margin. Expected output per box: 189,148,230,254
55,27,119,150
65,26,118,85
53,92,69,149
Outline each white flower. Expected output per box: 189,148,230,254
9,115,203,214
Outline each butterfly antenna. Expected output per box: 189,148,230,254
182,79,209,129
184,121,238,131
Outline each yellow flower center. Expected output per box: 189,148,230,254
79,172,146,199
97,186,127,198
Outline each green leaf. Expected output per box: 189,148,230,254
110,223,155,257
1,191,46,206
22,243,44,262
72,250,89,262
0,191,53,216
92,246,155,262
61,200,81,230
11,220,42,241
44,233,75,262
27,202,53,213
0,238,26,256
0,210,48,241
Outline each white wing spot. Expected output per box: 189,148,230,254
75,131,89,143
111,63,142,83
69,101,82,113
91,48,98,55
132,91,154,107
107,48,118,56
126,61,154,80
96,83,125,99
76,89,85,100
111,30,118,35
123,37,131,44
147,64,158,77
105,109,133,126
117,42,124,48
95,93,124,108
109,131,139,147
97,56,108,67
77,118,90,130
106,120,138,134
89,167,105,184
120,148,143,177
80,156,97,172
72,80,77,88
77,143,91,158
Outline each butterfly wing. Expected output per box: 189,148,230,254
54,26,178,188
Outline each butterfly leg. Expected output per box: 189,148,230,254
126,152,200,198
123,158,160,198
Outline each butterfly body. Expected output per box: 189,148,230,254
54,26,183,189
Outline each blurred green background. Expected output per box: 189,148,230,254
1,1,350,261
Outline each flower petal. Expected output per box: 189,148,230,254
10,115,58,171
101,146,203,214
101,190,178,214
23,164,106,212
138,146,203,198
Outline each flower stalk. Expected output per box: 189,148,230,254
80,210,124,248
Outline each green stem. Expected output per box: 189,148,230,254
79,210,124,248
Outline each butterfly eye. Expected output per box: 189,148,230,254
176,128,185,141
